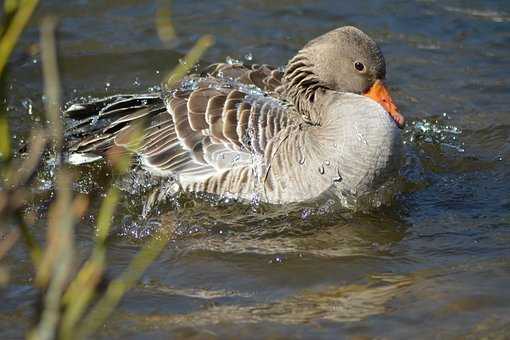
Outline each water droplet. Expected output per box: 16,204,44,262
270,256,284,264
244,52,253,61
324,160,330,166
90,115,99,126
333,169,343,183
297,147,305,165
301,208,311,219
357,132,368,145
318,166,325,175
22,99,33,115
250,192,261,209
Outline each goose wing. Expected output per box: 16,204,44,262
65,63,295,179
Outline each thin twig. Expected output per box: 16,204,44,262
40,16,63,165
29,171,75,340
0,229,19,260
6,129,48,189
75,230,171,340
155,1,176,46
164,34,214,88
59,187,120,339
0,0,39,75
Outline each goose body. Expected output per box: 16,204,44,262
65,26,404,204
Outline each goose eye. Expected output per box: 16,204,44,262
354,61,365,72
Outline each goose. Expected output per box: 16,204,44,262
65,26,404,205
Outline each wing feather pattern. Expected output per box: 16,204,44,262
64,62,295,185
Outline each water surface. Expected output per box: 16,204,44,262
2,0,510,338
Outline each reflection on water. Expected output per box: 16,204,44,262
2,0,510,338
121,273,414,326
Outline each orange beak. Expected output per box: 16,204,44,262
363,80,405,128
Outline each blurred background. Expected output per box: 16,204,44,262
2,0,509,338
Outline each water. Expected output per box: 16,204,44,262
3,0,510,338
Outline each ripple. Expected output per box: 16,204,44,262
443,6,510,23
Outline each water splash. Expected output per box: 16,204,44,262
404,114,464,152
178,78,200,91
225,56,242,65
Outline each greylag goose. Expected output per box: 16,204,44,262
65,26,404,205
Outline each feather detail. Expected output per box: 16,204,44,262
64,67,295,181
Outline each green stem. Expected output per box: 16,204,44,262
0,0,39,75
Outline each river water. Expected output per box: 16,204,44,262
2,0,510,338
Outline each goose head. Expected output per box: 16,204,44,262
284,26,405,128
